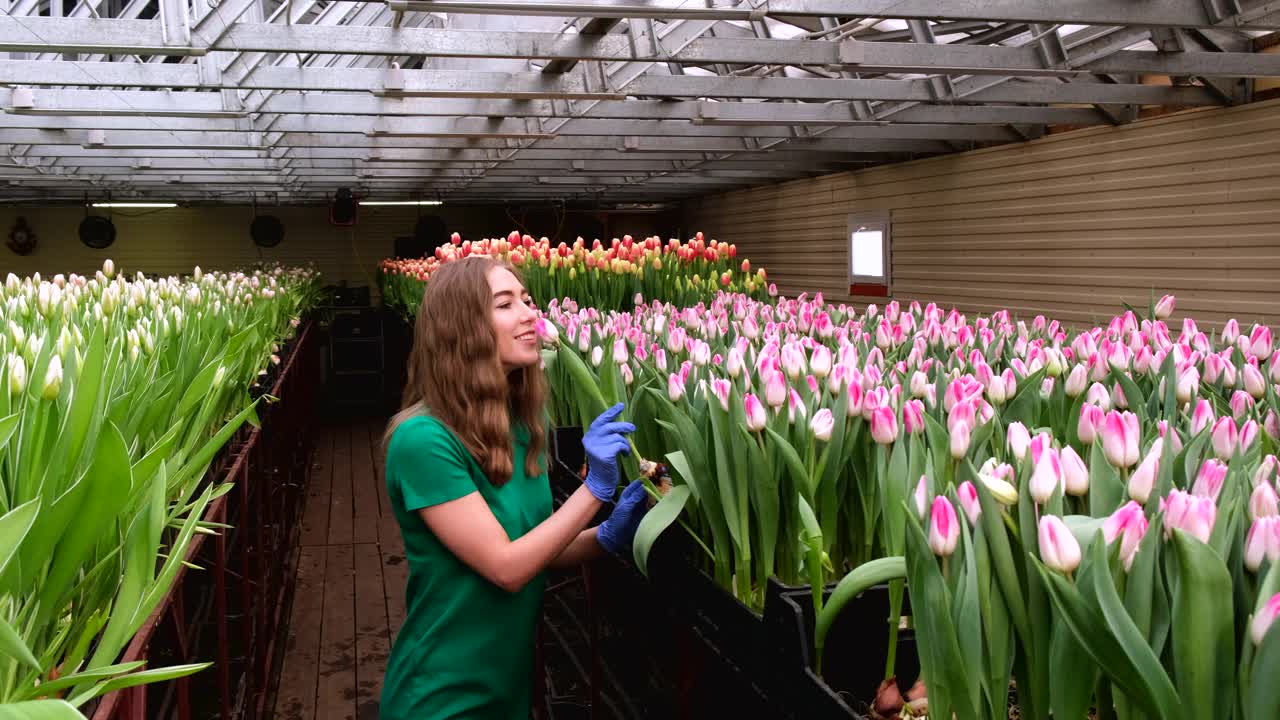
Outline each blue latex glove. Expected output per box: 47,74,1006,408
597,480,650,556
582,403,635,502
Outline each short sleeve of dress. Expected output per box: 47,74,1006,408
388,417,479,512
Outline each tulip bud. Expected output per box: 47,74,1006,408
1103,411,1141,469
1077,404,1104,445
535,318,559,345
744,393,767,432
870,406,899,445
1250,483,1280,521
810,345,832,379
1129,438,1162,503
958,481,981,524
1255,456,1279,487
1245,518,1272,573
102,258,115,279
913,475,928,520
1212,416,1238,460
1193,458,1228,502
1086,382,1112,411
1061,446,1089,496
1030,450,1062,505
1251,593,1280,646
711,378,731,412
668,373,685,403
1251,324,1273,359
810,408,835,441
1190,398,1215,437
764,370,786,409
726,348,744,379
212,365,226,387
612,338,629,365
909,371,928,398
1039,515,1082,573
8,353,27,396
1175,366,1199,404
1241,419,1261,453
978,465,1019,505
1065,364,1088,397
1268,411,1280,442
1154,294,1175,320
619,363,634,386
950,420,971,459
1103,501,1148,572
1163,489,1216,543
1245,363,1267,399
1007,422,1031,462
929,496,960,557
41,354,62,401
590,346,603,367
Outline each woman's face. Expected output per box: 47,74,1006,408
488,266,539,372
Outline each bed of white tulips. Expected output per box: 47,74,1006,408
0,261,321,718
539,290,1280,719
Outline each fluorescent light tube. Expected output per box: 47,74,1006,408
90,202,178,208
358,200,444,206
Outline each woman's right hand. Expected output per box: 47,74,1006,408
582,403,635,502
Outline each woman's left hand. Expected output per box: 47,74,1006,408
597,480,649,556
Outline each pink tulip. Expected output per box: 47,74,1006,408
903,399,925,436
1203,353,1225,385
1008,422,1031,462
1250,483,1280,521
1103,501,1148,571
870,406,899,445
1156,419,1184,453
1065,364,1088,397
1190,398,1216,436
1271,351,1280,384
1039,515,1082,573
1078,404,1105,444
1193,459,1229,502
1222,318,1241,346
1162,489,1216,543
1251,593,1280,646
1029,432,1053,467
1268,410,1280,441
913,475,928,520
810,345,832,379
1154,294,1176,320
1175,365,1199,404
1245,517,1272,572
846,382,865,418
1061,446,1089,496
1212,416,1239,460
711,378,732,412
1245,363,1267,399
535,318,559,344
1134,346,1155,375
1102,410,1141,469
1231,390,1255,421
612,338,629,365
764,370,786,409
958,481,981,524
1251,324,1273,359
950,420,972,459
787,388,806,424
726,348,744,378
1030,449,1063,505
1242,419,1261,453
929,496,960,557
1129,438,1162,503
744,393,767,432
1086,382,1112,410
1255,455,1279,487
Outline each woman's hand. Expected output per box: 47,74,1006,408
582,403,635,502
597,480,649,556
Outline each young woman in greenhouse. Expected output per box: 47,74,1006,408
379,255,648,720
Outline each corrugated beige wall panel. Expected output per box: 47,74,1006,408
683,98,1280,329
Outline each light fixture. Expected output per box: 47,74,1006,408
364,130,558,140
6,108,247,119
357,200,444,206
83,143,265,151
90,202,178,208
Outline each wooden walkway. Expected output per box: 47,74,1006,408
272,419,408,720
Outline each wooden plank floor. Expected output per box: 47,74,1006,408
273,419,407,720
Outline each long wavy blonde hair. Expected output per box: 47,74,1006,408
385,256,547,486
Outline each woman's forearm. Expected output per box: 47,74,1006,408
551,527,604,568
488,485,602,592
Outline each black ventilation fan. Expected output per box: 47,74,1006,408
250,214,285,248
78,215,116,250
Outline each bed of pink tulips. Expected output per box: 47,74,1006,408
537,289,1280,720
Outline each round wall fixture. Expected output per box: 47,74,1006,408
251,214,285,248
78,215,116,250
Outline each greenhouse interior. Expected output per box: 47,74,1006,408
3,1,1280,719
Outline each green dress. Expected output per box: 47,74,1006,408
380,415,553,720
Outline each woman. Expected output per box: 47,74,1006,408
380,255,648,720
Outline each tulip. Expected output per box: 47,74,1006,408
1065,364,1088,397
611,338,629,365
535,318,559,345
1029,432,1053,468
810,345,832,379
913,476,928,520
1212,416,1238,460
1103,501,1148,571
1241,419,1260,453
1254,455,1279,487
1222,318,1241,346
903,399,925,436
787,388,807,424
1163,489,1216,543
958,481,981,524
667,373,685,402
711,378,731,412
978,465,1019,505
41,355,62,401
810,408,835,441
846,382,864,418
1102,411,1141,469
1007,422,1031,462
1245,518,1272,573
1129,438,1162,503
1078,404,1105,444
1268,410,1280,441
950,420,972,459
1250,483,1279,521
590,346,604,367
1250,593,1280,646
8,354,26,396
870,406,899,445
1231,390,1255,421
1250,324,1273,359
1190,399,1216,436
1192,458,1228,502
102,258,116,279
764,370,786,409
1029,450,1062,505
1086,382,1112,410
1245,363,1267,399
726,348,744,378
744,393,767,432
910,370,928,398
929,496,960,557
1153,294,1175,319
1039,515,1082,573
1061,446,1089,496
1175,365,1199,404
